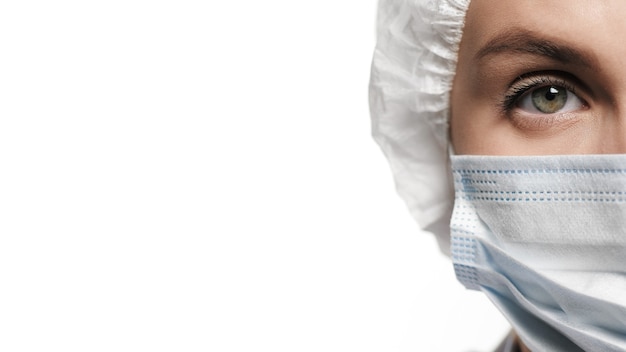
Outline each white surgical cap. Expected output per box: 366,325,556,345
369,0,471,256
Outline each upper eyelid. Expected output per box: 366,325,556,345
509,73,578,93
511,77,578,101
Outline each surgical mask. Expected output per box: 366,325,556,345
450,154,626,352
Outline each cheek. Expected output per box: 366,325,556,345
450,99,507,155
449,72,504,154
451,108,604,156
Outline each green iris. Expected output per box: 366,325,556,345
531,86,568,113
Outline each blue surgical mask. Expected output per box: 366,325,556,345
450,154,626,352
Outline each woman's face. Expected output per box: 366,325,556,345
450,0,626,155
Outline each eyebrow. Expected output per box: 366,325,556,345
474,28,597,69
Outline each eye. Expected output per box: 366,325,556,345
513,82,585,115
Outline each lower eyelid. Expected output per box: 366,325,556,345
508,110,584,132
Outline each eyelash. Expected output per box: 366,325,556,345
501,73,581,114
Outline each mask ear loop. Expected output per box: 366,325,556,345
447,141,456,157
444,122,456,256
446,117,456,191
446,138,455,189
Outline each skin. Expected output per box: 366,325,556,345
451,0,626,156
449,1,626,350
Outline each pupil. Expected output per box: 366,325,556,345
545,86,559,101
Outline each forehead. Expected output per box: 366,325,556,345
462,0,626,60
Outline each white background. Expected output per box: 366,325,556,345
1,1,509,351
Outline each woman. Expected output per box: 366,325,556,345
370,0,626,351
